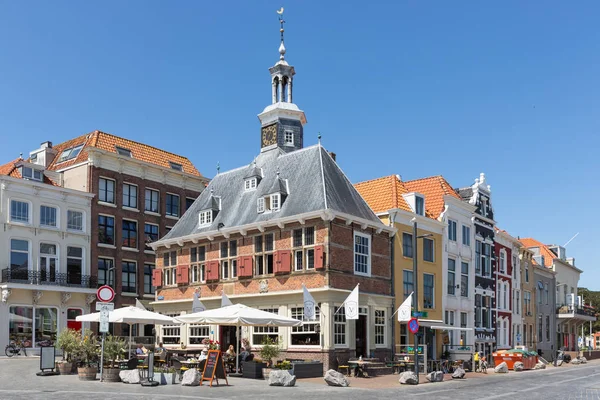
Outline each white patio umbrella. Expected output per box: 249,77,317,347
176,303,302,374
76,306,175,355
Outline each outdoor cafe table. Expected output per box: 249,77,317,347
347,360,374,377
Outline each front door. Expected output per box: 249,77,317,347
39,243,57,283
220,326,239,353
355,315,368,358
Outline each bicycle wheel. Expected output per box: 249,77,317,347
5,344,16,357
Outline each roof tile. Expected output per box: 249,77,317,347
404,175,460,218
518,237,555,267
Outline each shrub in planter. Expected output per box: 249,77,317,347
56,329,78,374
259,337,281,367
72,329,99,381
155,366,178,385
102,335,127,382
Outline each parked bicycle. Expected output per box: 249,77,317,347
5,339,28,357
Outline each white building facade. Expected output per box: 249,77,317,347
0,162,95,353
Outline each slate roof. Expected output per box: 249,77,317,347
46,130,203,177
457,187,473,201
158,145,384,243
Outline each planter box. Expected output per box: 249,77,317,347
157,372,178,385
290,361,323,378
243,362,267,379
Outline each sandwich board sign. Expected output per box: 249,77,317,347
201,350,228,387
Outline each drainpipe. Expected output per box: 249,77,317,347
389,211,397,359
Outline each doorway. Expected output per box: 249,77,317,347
355,315,368,358
39,243,57,283
220,326,240,353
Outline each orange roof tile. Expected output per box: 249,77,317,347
47,130,202,177
354,175,412,214
518,237,555,267
0,157,22,178
404,175,460,218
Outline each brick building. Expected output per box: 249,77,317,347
45,131,207,336
150,20,394,370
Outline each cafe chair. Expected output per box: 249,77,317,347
171,358,188,380
126,357,138,370
336,357,350,376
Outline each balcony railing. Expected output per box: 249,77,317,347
1,268,97,289
556,304,597,318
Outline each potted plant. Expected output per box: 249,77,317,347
243,358,267,379
56,329,78,375
201,338,220,350
155,366,178,385
259,337,281,379
72,329,99,381
102,335,126,382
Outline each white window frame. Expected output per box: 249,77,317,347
98,177,116,204
462,225,470,246
244,178,257,191
284,130,294,146
333,306,347,348
270,193,281,212
67,246,84,276
353,231,371,277
145,188,160,214
252,307,281,347
448,258,456,296
374,309,387,348
39,204,58,228
289,306,321,348
448,220,457,241
499,249,506,274
161,313,181,345
415,195,425,216
122,182,138,209
21,166,43,181
10,199,31,224
198,210,213,227
121,218,138,250
291,226,316,271
257,197,265,213
188,324,210,346
67,210,84,232
57,144,83,163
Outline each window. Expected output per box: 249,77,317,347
219,241,237,280
122,261,137,293
448,220,457,241
544,283,549,305
334,307,347,346
462,226,470,246
98,178,115,203
445,310,455,344
244,178,257,191
415,196,424,216
144,264,155,294
122,183,137,209
161,313,181,344
270,193,281,211
188,325,209,345
40,205,57,227
403,270,413,300
461,262,469,297
21,166,43,181
524,291,531,315
190,246,206,283
164,251,177,266
186,197,195,211
529,325,533,347
144,223,159,250
67,210,83,231
39,243,57,282
448,259,456,295
402,233,413,258
293,227,315,271
145,189,160,213
169,162,183,171
122,220,137,249
354,232,371,275
98,215,115,245
284,131,294,146
538,315,543,343
515,290,520,315
66,247,83,284
255,234,274,275
253,307,280,346
503,283,508,311
8,306,58,348
10,200,29,223
460,312,467,345
512,255,518,278
57,144,83,162
10,239,29,271
423,273,434,308
482,243,491,277
375,309,386,346
423,238,434,262
166,193,180,217
499,250,506,274
98,258,115,287
291,307,320,346
475,295,481,328
475,240,481,275
115,146,132,157
525,262,529,283
198,210,213,226
545,315,550,341
257,197,265,213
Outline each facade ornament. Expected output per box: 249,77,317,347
32,290,43,305
86,294,96,304
61,292,72,308
33,186,40,196
1,289,12,303
259,279,269,293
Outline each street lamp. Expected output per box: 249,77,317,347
412,218,433,384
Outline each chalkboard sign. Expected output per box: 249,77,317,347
201,350,228,387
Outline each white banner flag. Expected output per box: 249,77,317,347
343,285,360,320
397,292,413,322
303,285,316,321
192,292,206,313
135,299,147,310
221,292,233,307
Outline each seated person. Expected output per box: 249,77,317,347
136,344,145,355
198,348,209,361
154,342,166,354
226,344,236,358
238,347,250,362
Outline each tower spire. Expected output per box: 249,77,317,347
277,7,286,61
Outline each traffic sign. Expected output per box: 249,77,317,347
100,321,109,333
95,302,114,312
97,285,115,302
412,311,428,318
408,317,420,334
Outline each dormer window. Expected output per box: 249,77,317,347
21,167,43,181
198,210,213,227
116,146,132,157
244,178,258,191
284,131,294,146
415,196,425,216
257,193,281,213
402,192,425,216
257,197,265,213
169,162,183,172
271,193,281,211
57,144,83,163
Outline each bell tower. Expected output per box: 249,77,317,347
258,9,307,153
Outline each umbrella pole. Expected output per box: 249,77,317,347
236,323,240,374
129,323,132,357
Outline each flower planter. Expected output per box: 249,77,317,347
157,372,177,385
77,366,98,381
102,367,121,382
57,362,73,375
242,361,267,379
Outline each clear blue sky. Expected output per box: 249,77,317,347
1,2,598,290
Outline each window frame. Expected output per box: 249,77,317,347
98,214,115,246
448,220,457,241
291,226,316,272
165,193,180,218
244,178,257,191
415,196,425,216
423,237,434,262
462,225,471,246
252,307,281,347
122,182,138,209
255,233,275,276
460,262,469,297
353,231,371,277
448,258,456,296
98,177,116,204
403,270,414,300
121,219,138,250
289,306,321,348
144,263,155,295
67,210,84,232
198,210,213,227
39,204,58,228
10,199,31,224
10,238,30,271
97,257,115,287
284,130,294,146
423,273,435,309
121,260,137,293
333,306,347,348
145,188,160,214
144,223,159,251
402,232,413,258
374,309,387,348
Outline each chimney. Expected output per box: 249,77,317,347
41,141,52,149
567,257,575,266
328,152,336,162
30,141,57,168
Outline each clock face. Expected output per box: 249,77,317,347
261,124,277,147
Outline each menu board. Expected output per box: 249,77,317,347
201,350,228,387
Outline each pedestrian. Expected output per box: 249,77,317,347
474,351,480,372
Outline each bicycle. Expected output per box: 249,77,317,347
5,339,28,357
479,357,488,373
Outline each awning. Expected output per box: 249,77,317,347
430,325,473,331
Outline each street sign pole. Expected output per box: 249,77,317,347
95,297,114,384
412,220,419,384
100,332,105,382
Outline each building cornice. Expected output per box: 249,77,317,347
0,175,95,199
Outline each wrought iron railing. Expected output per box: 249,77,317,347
556,304,596,318
1,268,97,288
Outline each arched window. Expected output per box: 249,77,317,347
273,77,280,102
281,76,288,102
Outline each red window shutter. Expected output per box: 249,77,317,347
315,245,325,270
243,256,253,277
208,260,219,281
277,250,291,274
179,265,189,285
237,256,245,277
152,269,163,287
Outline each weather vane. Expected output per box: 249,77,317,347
277,7,285,43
